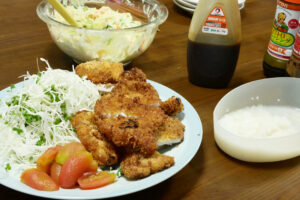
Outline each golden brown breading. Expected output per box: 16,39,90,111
94,93,141,117
71,111,118,166
160,96,184,116
75,60,124,84
157,117,185,147
118,67,147,82
120,151,174,179
111,80,161,106
92,67,184,158
94,96,167,155
96,116,158,156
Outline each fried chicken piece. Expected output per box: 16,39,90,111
118,67,147,82
157,117,185,147
71,111,118,166
75,60,124,84
111,80,161,106
95,97,167,155
160,96,184,116
120,151,174,179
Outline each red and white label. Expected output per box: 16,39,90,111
202,7,228,35
293,32,300,56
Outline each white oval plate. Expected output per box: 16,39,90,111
174,0,194,13
184,0,245,5
175,0,196,9
176,0,245,12
0,80,203,199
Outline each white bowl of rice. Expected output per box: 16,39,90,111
214,78,300,162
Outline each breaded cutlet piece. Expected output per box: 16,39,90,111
75,60,124,84
120,151,174,179
157,117,185,147
160,96,184,116
94,93,167,156
71,111,118,166
96,116,158,156
111,80,161,106
94,93,165,122
118,67,147,82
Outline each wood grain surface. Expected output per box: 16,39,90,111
0,0,299,199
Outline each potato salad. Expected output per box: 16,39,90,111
53,5,142,30
48,4,154,63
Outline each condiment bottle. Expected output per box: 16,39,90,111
286,23,300,77
187,0,241,88
263,0,300,77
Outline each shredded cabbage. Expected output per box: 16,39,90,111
0,59,100,178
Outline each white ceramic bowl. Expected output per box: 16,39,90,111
214,78,300,162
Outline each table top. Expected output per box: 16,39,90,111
0,0,299,199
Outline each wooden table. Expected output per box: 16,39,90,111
0,0,299,199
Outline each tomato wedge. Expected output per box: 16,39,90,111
59,151,98,189
78,171,116,190
55,142,85,165
50,162,62,185
20,168,59,191
37,145,62,174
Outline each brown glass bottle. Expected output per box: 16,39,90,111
263,53,288,77
286,25,300,77
286,53,300,76
262,0,300,77
187,41,240,88
187,0,241,88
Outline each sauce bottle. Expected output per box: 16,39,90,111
187,0,241,88
286,24,300,77
263,0,300,77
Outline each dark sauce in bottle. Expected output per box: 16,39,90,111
187,40,240,88
262,52,288,77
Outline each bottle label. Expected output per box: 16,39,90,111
202,7,228,35
267,2,300,60
293,30,300,56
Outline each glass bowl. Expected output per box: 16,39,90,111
214,78,300,162
37,0,168,64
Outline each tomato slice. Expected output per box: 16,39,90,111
78,171,116,190
59,151,98,189
36,145,62,174
55,142,86,165
20,168,59,191
50,162,62,185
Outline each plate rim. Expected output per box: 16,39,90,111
173,0,194,13
175,0,196,9
183,0,246,5
175,0,245,12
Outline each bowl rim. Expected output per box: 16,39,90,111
213,77,300,141
36,0,168,32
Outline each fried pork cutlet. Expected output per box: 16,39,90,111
118,67,147,82
157,117,185,147
120,151,174,179
111,80,161,106
71,111,118,166
75,60,124,84
160,96,184,116
94,94,167,156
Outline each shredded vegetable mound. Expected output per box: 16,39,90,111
0,59,100,178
